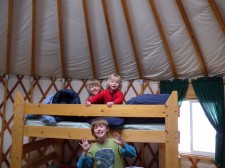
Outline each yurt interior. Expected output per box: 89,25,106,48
1,0,225,168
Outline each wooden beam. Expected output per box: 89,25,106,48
24,126,166,143
31,0,36,76
149,0,178,79
57,0,66,78
22,152,55,168
10,92,25,168
30,0,36,103
176,0,208,77
164,89,179,167
82,0,96,78
121,0,142,78
24,104,166,117
23,138,55,154
179,154,219,168
2,0,13,164
208,0,225,36
6,0,13,74
159,144,165,168
102,0,120,75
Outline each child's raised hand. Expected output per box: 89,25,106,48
113,132,125,147
79,137,93,153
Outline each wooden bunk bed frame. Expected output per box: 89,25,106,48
10,91,179,168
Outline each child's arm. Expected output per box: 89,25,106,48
113,91,124,104
113,132,125,147
106,91,124,107
77,137,94,168
77,155,93,168
79,137,93,154
121,143,137,158
113,132,137,158
87,91,104,104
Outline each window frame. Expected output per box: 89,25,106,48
179,99,216,157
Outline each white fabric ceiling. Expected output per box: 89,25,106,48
0,0,225,81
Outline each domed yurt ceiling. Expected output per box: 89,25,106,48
0,0,225,81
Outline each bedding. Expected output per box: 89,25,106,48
125,94,169,124
25,120,165,130
127,94,170,105
26,89,81,123
28,89,125,127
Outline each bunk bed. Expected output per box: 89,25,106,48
10,91,179,168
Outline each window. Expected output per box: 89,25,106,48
179,100,216,156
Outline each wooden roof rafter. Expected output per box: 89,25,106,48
6,0,13,74
57,0,66,79
31,0,36,77
176,0,208,77
102,0,120,75
82,0,96,79
121,0,142,79
2,3,13,158
30,0,37,102
208,0,225,37
1,0,13,157
149,0,178,79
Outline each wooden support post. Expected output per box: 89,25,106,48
164,91,179,168
159,143,165,168
10,92,25,168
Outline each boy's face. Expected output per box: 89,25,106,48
109,80,119,91
90,84,101,95
93,124,109,139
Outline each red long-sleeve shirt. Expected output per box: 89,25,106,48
88,88,123,104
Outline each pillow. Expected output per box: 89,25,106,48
125,94,169,124
127,94,169,105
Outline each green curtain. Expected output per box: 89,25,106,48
192,76,225,168
160,79,188,106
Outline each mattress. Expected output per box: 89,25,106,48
25,119,165,130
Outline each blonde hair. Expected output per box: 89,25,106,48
106,73,122,90
91,118,109,137
86,79,103,96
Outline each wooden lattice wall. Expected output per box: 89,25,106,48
0,75,161,168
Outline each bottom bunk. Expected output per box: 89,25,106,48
10,91,179,168
19,138,166,168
